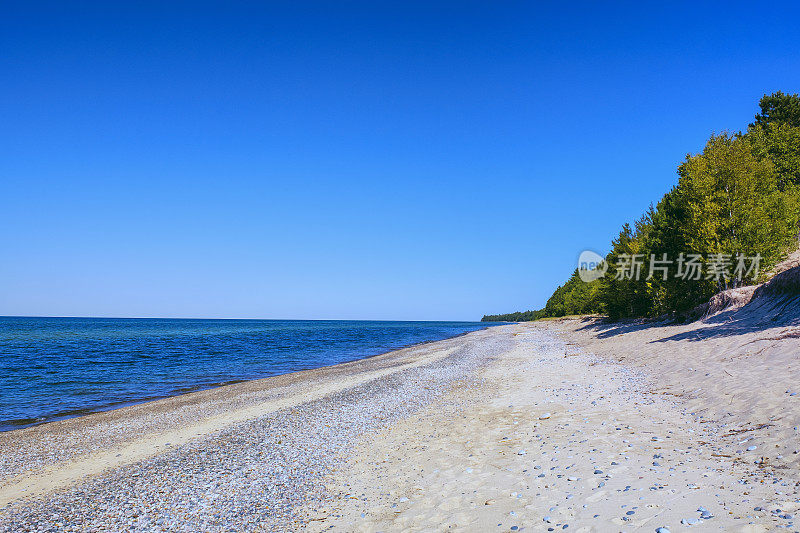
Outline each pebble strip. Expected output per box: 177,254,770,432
0,330,514,531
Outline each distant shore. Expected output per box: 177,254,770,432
2,320,797,531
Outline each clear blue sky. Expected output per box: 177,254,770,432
2,2,799,320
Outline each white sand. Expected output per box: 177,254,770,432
303,322,797,532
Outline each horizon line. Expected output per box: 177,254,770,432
0,315,489,322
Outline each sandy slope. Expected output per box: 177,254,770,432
550,315,800,479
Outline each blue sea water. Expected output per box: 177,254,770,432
0,317,498,431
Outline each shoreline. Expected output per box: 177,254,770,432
0,323,496,433
0,325,506,515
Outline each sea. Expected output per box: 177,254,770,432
0,317,499,431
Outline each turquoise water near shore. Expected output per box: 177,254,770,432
0,317,498,431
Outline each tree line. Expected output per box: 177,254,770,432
483,92,800,323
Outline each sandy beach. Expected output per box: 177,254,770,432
7,4,800,532
302,319,798,532
2,317,799,531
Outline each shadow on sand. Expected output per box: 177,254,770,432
571,294,800,344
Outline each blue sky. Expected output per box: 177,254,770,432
2,2,800,320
